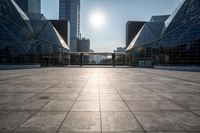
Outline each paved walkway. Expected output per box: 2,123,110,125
0,68,200,133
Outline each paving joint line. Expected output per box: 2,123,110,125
98,73,103,133
142,84,200,118
0,83,59,117
141,85,194,131
11,98,52,133
105,72,146,132
55,73,92,133
136,69,200,85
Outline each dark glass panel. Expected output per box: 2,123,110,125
30,20,48,36
134,22,164,47
0,0,33,34
163,0,200,35
26,12,43,20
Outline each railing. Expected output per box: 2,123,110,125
68,52,126,66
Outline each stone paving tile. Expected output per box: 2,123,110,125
71,101,99,111
0,93,36,105
101,112,144,132
14,131,45,133
10,99,49,111
42,100,74,112
193,111,200,116
16,111,67,132
100,94,122,101
0,68,200,132
77,94,99,101
81,89,99,94
100,89,117,94
160,93,200,102
166,111,200,131
117,88,149,95
58,131,101,133
102,132,145,133
46,88,80,94
120,94,146,101
0,111,34,132
0,103,13,111
99,86,114,90
134,111,187,131
36,93,78,101
101,101,129,111
141,93,168,102
126,100,185,111
59,112,101,132
143,84,200,93
52,94,78,101
146,132,188,133
174,100,200,110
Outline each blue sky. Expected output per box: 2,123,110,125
41,0,183,52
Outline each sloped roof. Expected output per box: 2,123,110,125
150,15,170,22
126,22,164,51
0,0,33,34
0,0,69,50
162,0,200,36
37,22,69,49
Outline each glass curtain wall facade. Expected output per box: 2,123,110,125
59,0,80,52
0,0,70,66
14,0,41,13
126,0,200,67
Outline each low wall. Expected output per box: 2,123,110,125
154,65,200,72
0,64,41,70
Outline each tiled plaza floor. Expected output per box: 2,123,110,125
0,67,200,133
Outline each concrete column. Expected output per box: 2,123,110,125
80,53,83,66
112,53,116,67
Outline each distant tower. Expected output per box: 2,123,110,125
59,0,80,52
14,0,41,13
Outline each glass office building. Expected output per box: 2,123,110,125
126,0,200,67
59,0,80,51
14,0,41,13
0,0,70,66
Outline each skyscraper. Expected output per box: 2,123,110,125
59,0,80,52
14,0,41,13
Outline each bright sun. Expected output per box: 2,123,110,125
89,10,106,30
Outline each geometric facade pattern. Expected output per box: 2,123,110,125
126,0,200,66
162,0,200,35
150,15,170,23
126,22,164,50
126,21,145,48
0,0,69,66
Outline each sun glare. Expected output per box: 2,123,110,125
89,10,106,30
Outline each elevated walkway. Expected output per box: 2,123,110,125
68,52,126,66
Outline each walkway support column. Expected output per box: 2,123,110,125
80,53,83,66
112,53,116,67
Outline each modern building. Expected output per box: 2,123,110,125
114,47,126,53
77,38,90,64
50,20,70,47
90,55,108,64
125,21,145,65
14,0,41,13
126,0,200,67
78,38,90,52
59,0,80,51
126,21,145,48
150,15,170,22
0,0,70,66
